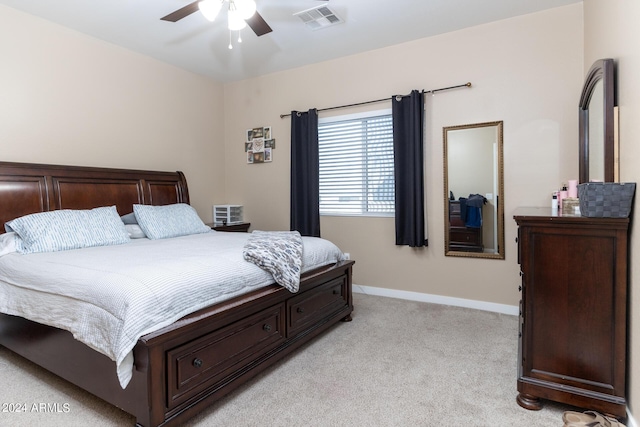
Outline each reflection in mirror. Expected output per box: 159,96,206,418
588,79,605,181
443,121,504,259
579,58,616,183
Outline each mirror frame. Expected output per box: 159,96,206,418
579,58,617,183
443,121,505,260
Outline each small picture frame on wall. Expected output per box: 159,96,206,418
251,127,263,139
253,151,265,163
264,148,272,162
252,138,265,153
247,151,254,164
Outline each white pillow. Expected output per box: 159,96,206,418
133,203,211,240
5,206,130,254
0,232,17,256
125,224,146,239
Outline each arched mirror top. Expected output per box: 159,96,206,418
579,58,617,183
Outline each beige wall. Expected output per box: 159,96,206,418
224,4,583,306
583,0,640,418
0,5,226,221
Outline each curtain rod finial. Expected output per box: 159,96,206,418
466,82,472,87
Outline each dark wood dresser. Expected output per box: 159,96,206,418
449,200,483,252
513,208,629,417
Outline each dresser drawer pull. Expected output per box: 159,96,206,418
333,289,340,295
192,358,203,368
296,307,305,313
262,324,271,332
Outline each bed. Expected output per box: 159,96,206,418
0,161,354,427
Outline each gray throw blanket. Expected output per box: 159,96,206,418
242,230,303,292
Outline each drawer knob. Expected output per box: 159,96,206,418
296,307,305,313
193,358,203,368
263,324,272,332
333,289,340,295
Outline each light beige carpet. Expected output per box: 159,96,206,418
0,293,576,426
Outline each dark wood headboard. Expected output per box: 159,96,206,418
0,161,189,232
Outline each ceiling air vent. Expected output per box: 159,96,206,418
294,5,343,31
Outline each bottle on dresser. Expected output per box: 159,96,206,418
558,184,568,212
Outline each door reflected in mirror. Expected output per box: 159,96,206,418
587,79,605,181
443,121,504,259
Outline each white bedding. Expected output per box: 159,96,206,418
0,231,345,388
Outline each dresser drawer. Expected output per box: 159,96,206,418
166,303,285,409
287,277,348,337
450,227,481,245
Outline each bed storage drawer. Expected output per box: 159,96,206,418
287,277,348,337
166,303,285,409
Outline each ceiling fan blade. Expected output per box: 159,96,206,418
246,11,273,36
161,1,200,22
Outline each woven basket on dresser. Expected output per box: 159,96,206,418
577,182,636,218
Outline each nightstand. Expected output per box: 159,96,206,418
207,222,251,232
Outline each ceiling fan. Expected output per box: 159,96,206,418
161,0,273,37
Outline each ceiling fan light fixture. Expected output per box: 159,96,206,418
198,0,223,22
233,0,257,20
227,8,247,31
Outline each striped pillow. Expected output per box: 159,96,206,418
6,206,130,254
133,203,211,240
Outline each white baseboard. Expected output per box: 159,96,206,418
352,284,519,316
352,284,637,426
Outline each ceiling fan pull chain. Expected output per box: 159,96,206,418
228,29,233,49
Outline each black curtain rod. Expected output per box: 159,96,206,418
279,82,472,119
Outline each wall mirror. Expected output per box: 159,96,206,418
579,58,618,183
443,121,504,259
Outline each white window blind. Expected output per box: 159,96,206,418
318,113,394,216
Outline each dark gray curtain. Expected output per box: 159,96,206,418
290,109,320,237
392,90,426,247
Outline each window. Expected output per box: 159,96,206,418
318,111,394,216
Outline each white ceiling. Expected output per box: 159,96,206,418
0,0,581,83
